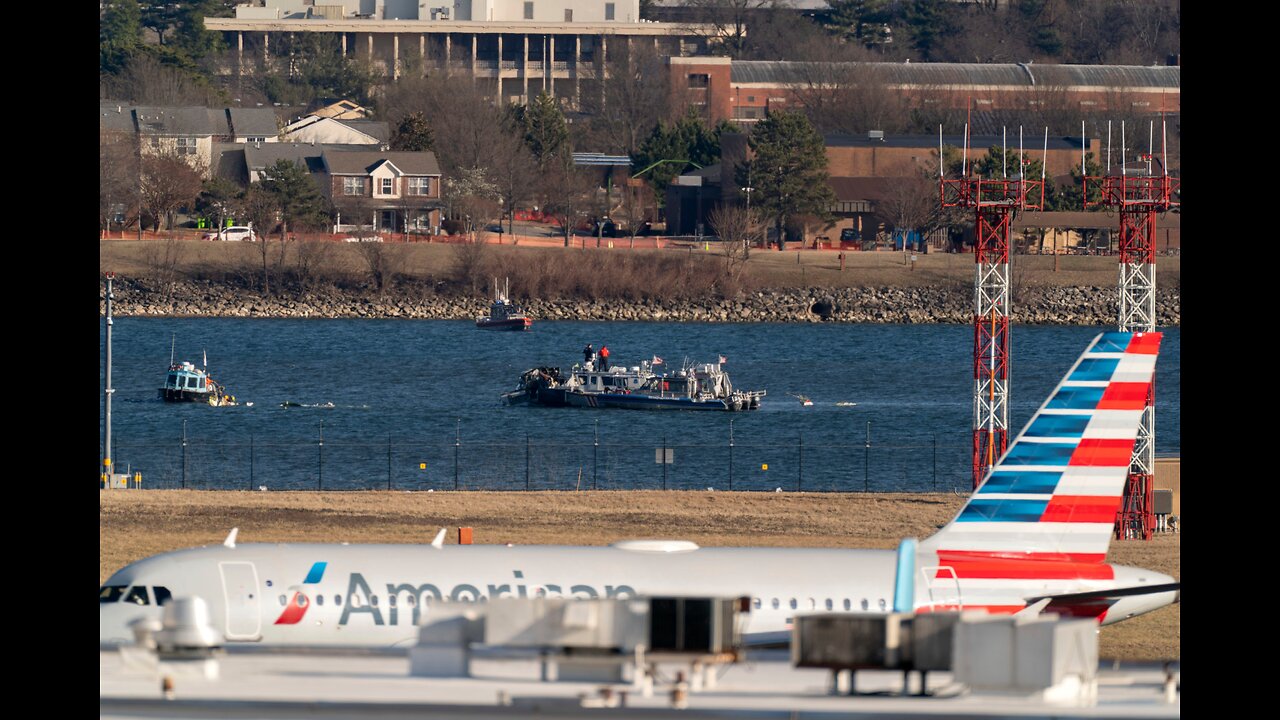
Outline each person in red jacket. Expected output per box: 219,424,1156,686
599,345,610,371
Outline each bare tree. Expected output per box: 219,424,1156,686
443,166,501,238
540,161,599,247
577,41,671,154
875,175,947,251
100,128,140,235
450,238,491,296
678,0,786,57
100,54,224,106
355,241,406,294
139,152,205,232
788,61,909,135
708,203,760,280
487,127,537,235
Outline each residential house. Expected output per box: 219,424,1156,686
321,150,444,233
101,103,282,177
281,115,390,147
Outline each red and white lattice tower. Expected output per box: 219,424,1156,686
941,128,1046,490
1084,121,1179,540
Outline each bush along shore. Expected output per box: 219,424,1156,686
101,277,1180,326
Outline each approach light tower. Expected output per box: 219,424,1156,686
941,126,1046,490
1084,120,1179,540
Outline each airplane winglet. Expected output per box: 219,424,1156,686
1015,598,1052,618
431,528,446,549
223,528,239,548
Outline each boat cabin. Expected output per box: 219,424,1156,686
164,362,209,394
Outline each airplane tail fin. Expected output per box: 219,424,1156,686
921,331,1161,560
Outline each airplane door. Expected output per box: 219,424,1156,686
219,561,262,641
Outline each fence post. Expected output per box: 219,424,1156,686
181,420,187,490
932,434,937,492
863,421,870,493
797,434,803,492
318,419,324,491
728,419,734,492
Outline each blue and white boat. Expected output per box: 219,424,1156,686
504,357,763,411
158,342,238,406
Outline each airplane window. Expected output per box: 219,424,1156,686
100,586,127,603
825,599,833,611
406,596,416,607
789,598,797,610
316,595,324,606
279,595,288,606
752,598,761,610
153,586,173,606
878,599,887,611
860,599,869,611
389,595,397,608
351,595,363,608
125,587,150,606
298,595,308,607
334,595,343,606
771,598,779,610
370,595,379,607
843,599,851,611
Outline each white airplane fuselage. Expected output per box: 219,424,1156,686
99,541,1173,648
101,543,898,647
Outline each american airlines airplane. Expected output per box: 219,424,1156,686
100,331,1178,648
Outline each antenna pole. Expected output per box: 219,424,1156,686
938,124,944,178
1148,121,1154,175
962,123,969,176
1162,120,1168,178
1107,121,1112,173
1002,126,1007,179
104,274,115,484
1121,121,1126,177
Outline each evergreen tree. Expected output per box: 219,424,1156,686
101,0,144,75
511,93,570,169
258,159,330,237
734,110,835,248
632,108,737,204
391,112,436,152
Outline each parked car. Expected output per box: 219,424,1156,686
203,225,256,242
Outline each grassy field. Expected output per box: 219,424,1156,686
100,238,1180,294
99,489,1179,661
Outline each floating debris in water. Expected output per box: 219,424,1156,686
835,401,858,407
281,401,335,408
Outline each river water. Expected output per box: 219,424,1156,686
100,319,1179,493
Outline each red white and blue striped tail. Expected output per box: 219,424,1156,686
921,331,1161,560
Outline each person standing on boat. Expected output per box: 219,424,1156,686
583,343,595,369
599,345,610,371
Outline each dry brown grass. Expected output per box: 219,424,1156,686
99,489,1178,661
100,240,1180,296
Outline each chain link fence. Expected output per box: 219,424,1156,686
108,433,972,493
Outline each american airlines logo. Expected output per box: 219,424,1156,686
277,565,637,627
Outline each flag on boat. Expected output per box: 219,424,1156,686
203,349,207,368
652,355,664,365
718,355,727,364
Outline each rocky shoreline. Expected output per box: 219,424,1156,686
102,277,1180,326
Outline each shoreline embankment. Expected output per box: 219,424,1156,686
102,277,1180,325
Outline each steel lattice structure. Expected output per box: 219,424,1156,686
1086,162,1179,540
942,175,1044,489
